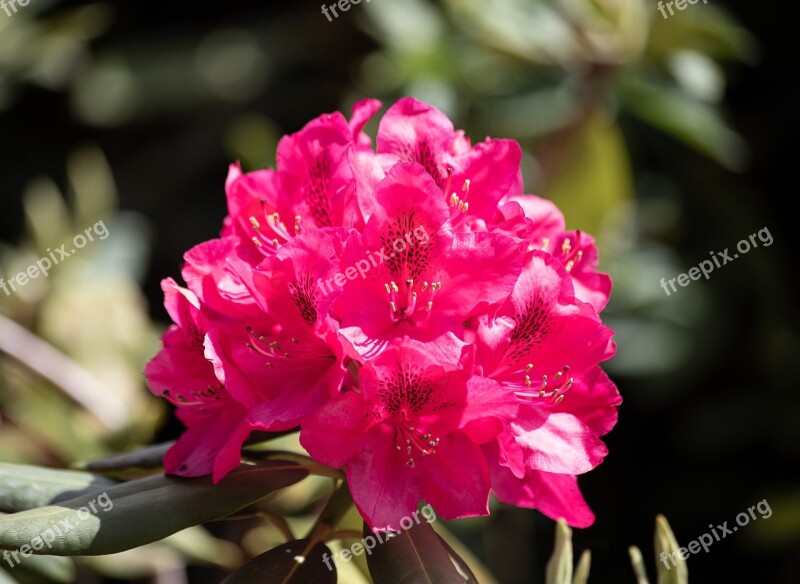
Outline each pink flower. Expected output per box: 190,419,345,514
541,231,612,313
333,162,523,359
501,194,612,312
222,99,383,264
350,98,524,231
300,340,517,531
485,440,596,528
145,97,620,529
144,279,253,481
473,252,620,524
181,237,259,319
221,229,348,430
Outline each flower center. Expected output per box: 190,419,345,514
384,279,442,323
249,202,302,255
245,326,334,369
513,364,573,404
395,421,440,468
161,384,223,412
533,233,585,273
443,166,472,217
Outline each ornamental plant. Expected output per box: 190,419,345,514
0,98,621,583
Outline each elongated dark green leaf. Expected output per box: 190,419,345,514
0,463,117,513
364,520,465,584
0,461,307,556
77,431,297,476
220,538,336,584
618,75,747,170
75,443,173,476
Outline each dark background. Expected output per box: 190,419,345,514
1,1,798,582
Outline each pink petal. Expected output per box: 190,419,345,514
164,404,249,480
490,456,595,528
416,432,491,520
300,392,373,469
347,424,422,532
510,406,609,475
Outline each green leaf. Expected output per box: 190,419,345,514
0,463,116,513
364,519,464,584
628,546,650,584
618,75,747,170
434,521,500,584
435,534,478,583
647,4,759,63
546,519,573,584
75,442,172,476
441,0,577,67
654,515,688,584
573,549,591,584
0,461,308,556
220,538,336,584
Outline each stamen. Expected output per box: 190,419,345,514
565,251,583,273
443,165,455,201
513,365,573,403
407,291,418,315
248,203,298,255
161,383,224,408
383,280,442,322
396,422,440,468
448,180,472,214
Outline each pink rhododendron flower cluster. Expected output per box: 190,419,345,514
145,97,620,531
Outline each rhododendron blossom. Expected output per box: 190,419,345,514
146,97,621,531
